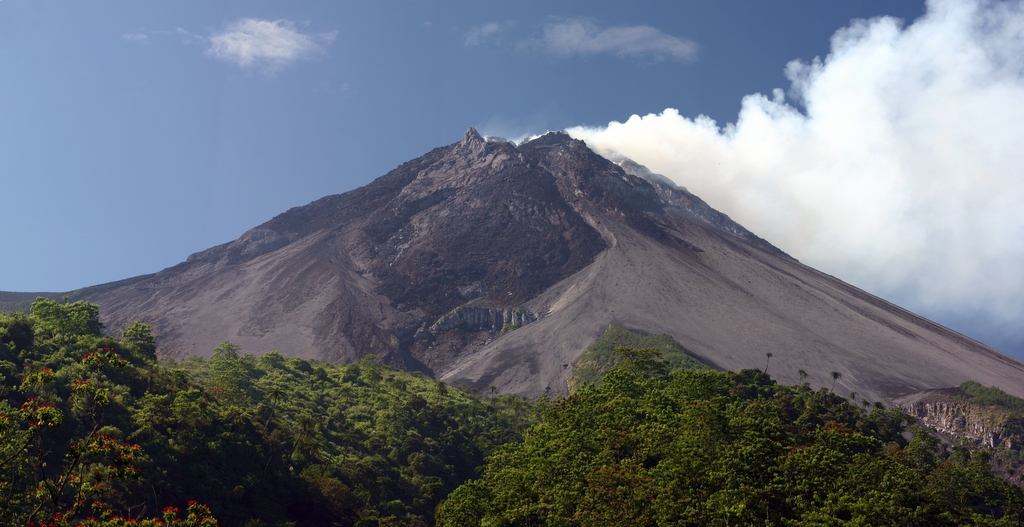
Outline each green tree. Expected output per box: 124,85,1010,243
0,312,34,356
119,321,157,363
614,346,669,379
31,297,104,347
830,370,842,393
207,340,252,403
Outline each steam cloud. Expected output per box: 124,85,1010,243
568,0,1024,347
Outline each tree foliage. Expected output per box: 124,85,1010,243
2,299,536,526
960,381,1024,416
439,349,1024,526
568,326,708,391
7,299,1021,526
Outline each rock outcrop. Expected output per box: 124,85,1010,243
898,389,1014,448
426,305,536,335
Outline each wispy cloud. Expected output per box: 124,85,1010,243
206,19,337,71
121,33,149,44
568,0,1024,348
464,22,503,46
525,18,697,62
176,27,204,46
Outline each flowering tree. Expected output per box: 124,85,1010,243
1,343,217,526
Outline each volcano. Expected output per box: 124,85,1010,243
14,128,1023,403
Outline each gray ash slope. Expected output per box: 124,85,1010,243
29,128,1024,403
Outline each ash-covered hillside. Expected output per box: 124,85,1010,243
11,128,1022,404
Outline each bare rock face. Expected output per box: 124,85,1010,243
898,389,1013,448
427,306,535,336
56,127,1024,403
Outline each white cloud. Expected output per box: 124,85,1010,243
464,21,517,47
176,27,204,46
464,22,503,46
527,18,696,62
568,0,1024,343
206,19,336,71
121,33,148,43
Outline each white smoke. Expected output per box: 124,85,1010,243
568,0,1024,345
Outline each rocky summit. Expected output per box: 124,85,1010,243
25,128,1024,403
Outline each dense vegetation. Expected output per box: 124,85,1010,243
439,349,1024,526
5,300,1024,526
567,326,708,391
960,381,1024,416
1,299,536,526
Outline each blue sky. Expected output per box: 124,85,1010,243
4,1,1024,359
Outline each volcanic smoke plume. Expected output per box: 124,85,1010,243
568,0,1024,354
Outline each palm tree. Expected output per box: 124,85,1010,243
829,371,842,393
849,391,857,401
797,369,808,382
263,386,286,431
267,386,285,406
764,352,773,374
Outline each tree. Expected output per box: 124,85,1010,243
208,341,251,403
614,346,668,379
30,297,104,347
797,369,808,382
764,352,773,374
830,371,842,393
119,321,157,363
0,312,34,356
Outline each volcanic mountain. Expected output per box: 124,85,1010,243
9,129,1024,403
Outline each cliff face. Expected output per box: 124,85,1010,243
897,388,1024,485
899,390,1016,448
426,305,535,336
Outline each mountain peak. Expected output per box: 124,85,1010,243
71,128,1024,404
521,131,574,149
461,127,484,144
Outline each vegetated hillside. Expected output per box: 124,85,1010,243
567,325,709,392
0,300,536,527
5,300,1024,526
7,128,1024,406
0,290,62,314
440,360,1024,526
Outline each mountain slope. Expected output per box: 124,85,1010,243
8,128,1021,404
437,132,1023,404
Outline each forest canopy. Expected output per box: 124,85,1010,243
3,299,1023,526
439,359,1024,526
1,299,535,526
